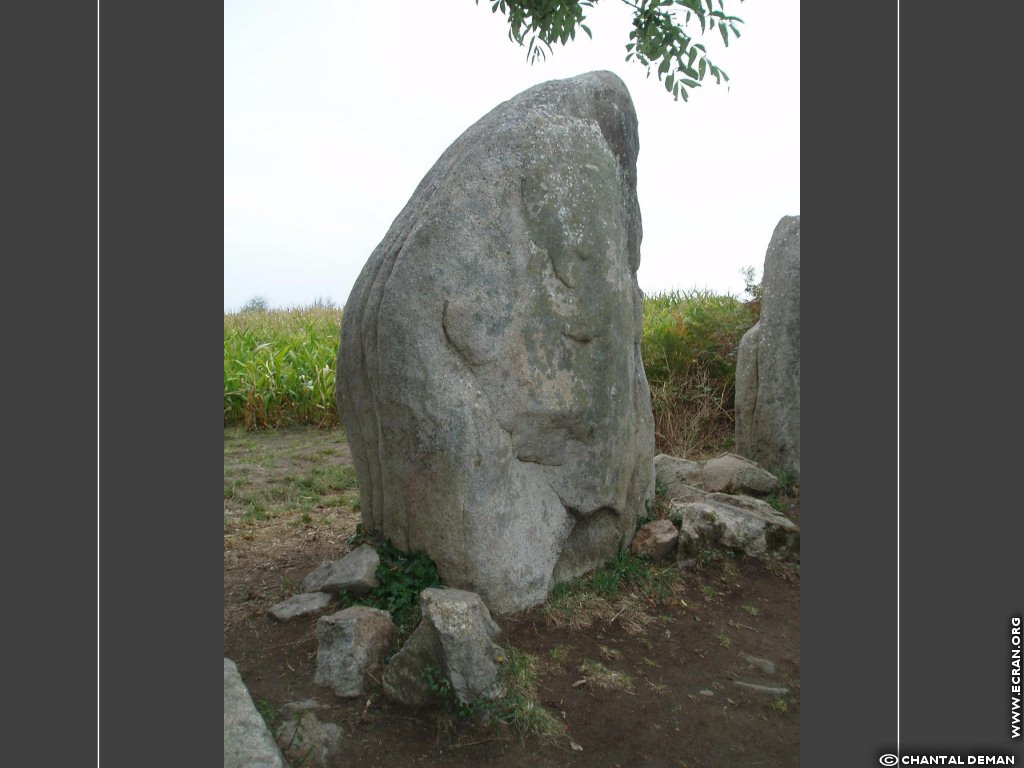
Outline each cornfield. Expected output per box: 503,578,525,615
224,292,758,456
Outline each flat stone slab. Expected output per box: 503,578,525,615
674,493,799,561
224,658,288,768
732,680,790,696
302,544,380,595
655,452,781,498
268,591,334,622
701,453,780,495
739,653,777,676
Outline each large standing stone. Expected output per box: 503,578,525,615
382,588,506,707
337,72,655,612
735,216,800,480
224,658,288,768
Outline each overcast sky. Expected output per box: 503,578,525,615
224,0,799,312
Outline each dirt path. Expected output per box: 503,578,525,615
224,427,800,767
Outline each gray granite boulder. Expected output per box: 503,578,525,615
631,519,679,560
337,72,655,612
383,588,506,707
302,544,380,595
655,452,779,498
275,711,344,768
701,454,780,495
313,606,397,697
735,216,800,480
268,591,334,622
673,493,799,560
224,658,288,768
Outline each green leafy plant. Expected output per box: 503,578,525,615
254,699,280,729
480,0,743,102
361,542,442,633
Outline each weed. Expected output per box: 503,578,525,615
254,699,280,729
577,660,635,692
700,584,719,602
300,512,313,525
775,470,797,497
490,646,565,743
346,523,368,547
547,645,569,664
353,542,441,634
716,633,732,649
772,698,789,714
742,603,761,617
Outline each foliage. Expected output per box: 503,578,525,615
553,549,672,604
643,289,758,455
254,699,281,729
240,295,270,313
479,0,744,101
339,541,442,635
223,305,342,429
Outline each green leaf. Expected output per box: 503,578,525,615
719,23,729,46
665,74,675,92
698,58,706,79
658,57,671,75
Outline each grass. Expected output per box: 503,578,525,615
544,550,677,635
577,660,635,692
421,645,565,744
224,290,758,456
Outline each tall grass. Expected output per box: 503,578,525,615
223,306,342,429
642,290,758,456
224,292,758,455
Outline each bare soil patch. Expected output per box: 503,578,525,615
224,427,800,767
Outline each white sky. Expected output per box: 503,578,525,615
224,0,799,312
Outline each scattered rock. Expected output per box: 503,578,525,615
654,454,704,495
383,588,505,706
281,699,331,716
698,689,715,697
275,711,344,768
739,653,777,676
224,658,288,768
735,215,800,480
313,606,397,698
674,494,799,561
701,454,780,496
655,452,780,498
302,544,380,595
732,680,790,696
268,591,334,622
631,519,679,560
336,71,655,613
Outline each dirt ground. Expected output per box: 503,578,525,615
224,426,800,768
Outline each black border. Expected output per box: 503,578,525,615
895,0,1024,756
7,1,99,764
100,1,225,765
800,3,901,765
